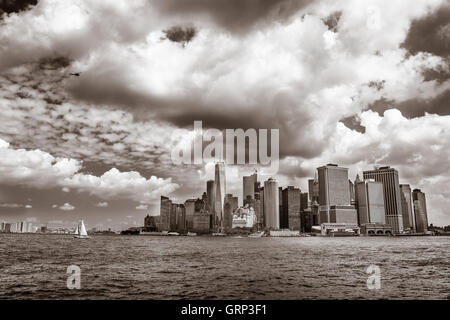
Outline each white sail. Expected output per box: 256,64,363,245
79,220,88,237
74,224,79,235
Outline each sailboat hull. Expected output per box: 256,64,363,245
74,235,90,239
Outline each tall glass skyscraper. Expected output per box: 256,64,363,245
363,166,404,233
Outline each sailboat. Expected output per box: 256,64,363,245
74,220,90,239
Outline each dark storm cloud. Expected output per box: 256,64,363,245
369,90,450,118
69,75,323,160
154,0,313,33
0,0,37,14
401,4,450,57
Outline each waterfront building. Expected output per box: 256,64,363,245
400,184,416,232
360,223,393,235
320,223,360,236
174,204,186,233
264,178,279,229
214,162,226,228
232,205,256,229
281,186,301,231
184,199,196,231
160,196,172,231
412,189,428,233
363,166,404,233
318,164,357,224
144,215,159,232
193,210,211,234
170,203,178,231
355,179,385,225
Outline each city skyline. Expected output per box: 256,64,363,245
0,159,445,230
1,0,450,230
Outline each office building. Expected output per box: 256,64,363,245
281,186,301,231
243,173,257,202
184,199,196,231
355,179,385,225
363,166,404,233
264,178,280,229
318,164,357,224
400,184,415,232
160,196,172,231
412,189,428,233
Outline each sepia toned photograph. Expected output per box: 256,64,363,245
0,0,449,309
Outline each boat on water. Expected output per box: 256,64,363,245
212,232,226,236
167,232,180,236
248,231,265,238
187,232,197,236
74,220,90,239
233,235,243,239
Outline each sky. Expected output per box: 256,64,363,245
0,0,449,230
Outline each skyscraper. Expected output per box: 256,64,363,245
400,184,415,232
214,162,226,228
243,173,257,202
184,199,196,231
412,189,428,233
206,180,216,214
317,164,357,224
160,196,172,231
224,194,239,229
355,179,385,225
282,186,301,230
308,173,319,203
264,178,279,229
363,166,404,233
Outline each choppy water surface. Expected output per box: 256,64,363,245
0,234,449,299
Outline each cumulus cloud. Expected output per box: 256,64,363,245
0,203,24,208
0,138,81,187
94,201,108,208
136,204,148,210
0,137,179,202
59,203,75,211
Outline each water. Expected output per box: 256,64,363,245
0,234,449,299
